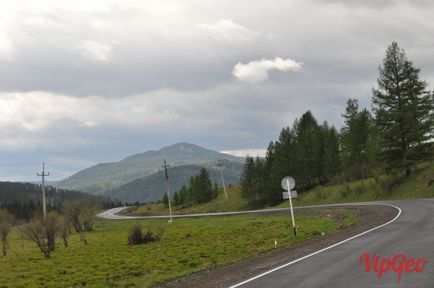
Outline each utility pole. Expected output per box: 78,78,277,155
217,160,228,199
162,160,173,223
37,162,50,220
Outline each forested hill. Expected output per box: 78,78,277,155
103,162,243,203
0,181,100,205
56,142,244,195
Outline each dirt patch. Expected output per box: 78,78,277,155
153,205,397,288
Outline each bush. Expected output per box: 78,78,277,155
314,187,328,200
128,225,161,245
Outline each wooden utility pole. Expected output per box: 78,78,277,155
37,163,50,220
162,160,173,223
217,160,228,199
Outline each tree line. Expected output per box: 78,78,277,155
241,42,434,208
162,168,219,207
0,181,125,221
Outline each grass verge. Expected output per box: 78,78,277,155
1,210,355,287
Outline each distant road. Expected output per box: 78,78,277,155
96,206,290,220
97,202,395,220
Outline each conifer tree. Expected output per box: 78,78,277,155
372,42,434,175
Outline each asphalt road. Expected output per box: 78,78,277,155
230,199,434,288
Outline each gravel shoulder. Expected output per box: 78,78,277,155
154,205,398,288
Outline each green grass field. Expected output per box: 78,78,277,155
0,211,355,288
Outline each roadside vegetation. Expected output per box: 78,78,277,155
240,42,433,208
281,161,434,207
129,160,433,217
128,185,246,216
0,211,356,287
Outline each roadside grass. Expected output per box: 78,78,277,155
0,211,355,287
276,161,434,208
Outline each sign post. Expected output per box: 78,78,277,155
281,176,296,236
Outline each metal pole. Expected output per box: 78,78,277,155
37,162,49,220
287,179,296,236
217,160,228,199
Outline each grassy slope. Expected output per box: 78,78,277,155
278,161,434,208
129,185,248,216
0,212,355,287
131,161,434,215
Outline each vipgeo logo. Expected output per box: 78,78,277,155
359,252,429,283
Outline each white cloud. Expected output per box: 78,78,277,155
233,57,303,83
77,40,113,62
198,19,258,42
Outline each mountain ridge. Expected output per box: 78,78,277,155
56,142,244,196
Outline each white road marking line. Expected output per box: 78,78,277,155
228,204,402,288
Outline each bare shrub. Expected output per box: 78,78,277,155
0,209,14,256
64,200,98,232
25,212,61,259
127,225,161,245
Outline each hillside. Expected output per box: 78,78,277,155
277,161,434,207
129,161,434,216
56,143,244,195
103,161,243,202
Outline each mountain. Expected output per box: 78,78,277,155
56,143,244,195
103,161,244,203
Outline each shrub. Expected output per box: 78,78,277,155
127,225,161,245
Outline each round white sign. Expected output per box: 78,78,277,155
281,176,295,190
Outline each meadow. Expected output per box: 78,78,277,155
0,211,355,287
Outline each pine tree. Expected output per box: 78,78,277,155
173,192,180,206
341,99,378,179
372,42,434,175
294,111,319,189
195,168,214,203
240,156,257,207
179,185,188,206
268,126,297,204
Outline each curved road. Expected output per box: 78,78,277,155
98,199,434,287
231,199,433,288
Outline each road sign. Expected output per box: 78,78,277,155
281,176,296,236
281,176,295,190
282,190,298,199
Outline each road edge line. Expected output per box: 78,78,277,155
228,203,402,288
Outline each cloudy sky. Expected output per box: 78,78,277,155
1,0,434,181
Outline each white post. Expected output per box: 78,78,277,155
166,180,173,223
287,179,296,236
